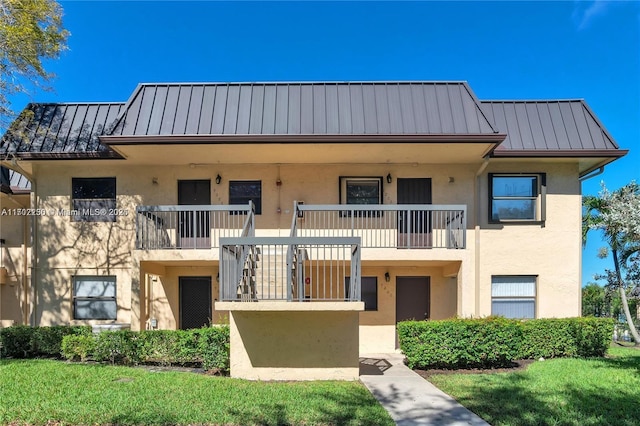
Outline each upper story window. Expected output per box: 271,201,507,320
489,173,545,223
339,177,383,217
229,180,262,214
71,177,116,222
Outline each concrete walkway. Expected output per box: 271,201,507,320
359,353,490,426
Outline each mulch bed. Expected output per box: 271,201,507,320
414,358,535,379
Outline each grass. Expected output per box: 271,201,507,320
0,360,394,426
428,345,640,426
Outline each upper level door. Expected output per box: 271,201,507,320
397,178,432,248
178,180,211,248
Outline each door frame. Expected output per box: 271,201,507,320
178,276,212,329
395,276,431,322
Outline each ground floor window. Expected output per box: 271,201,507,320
73,276,117,320
345,276,378,311
491,275,536,319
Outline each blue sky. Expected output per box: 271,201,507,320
14,0,640,286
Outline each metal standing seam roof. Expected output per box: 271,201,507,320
0,103,124,158
0,81,626,160
481,100,622,154
107,81,500,139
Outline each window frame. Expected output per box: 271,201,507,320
339,176,383,217
71,177,117,222
491,275,537,319
488,173,546,224
72,275,117,320
229,180,262,215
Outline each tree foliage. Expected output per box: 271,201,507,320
583,181,640,345
0,0,68,129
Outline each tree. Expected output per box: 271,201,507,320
583,181,640,345
0,0,68,129
582,282,605,317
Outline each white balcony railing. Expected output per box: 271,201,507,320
136,203,254,249
292,203,466,249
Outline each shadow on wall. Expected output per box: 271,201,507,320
34,194,138,326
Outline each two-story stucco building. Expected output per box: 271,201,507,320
0,81,627,377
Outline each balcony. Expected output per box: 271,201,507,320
135,203,254,249
135,202,467,251
293,203,466,249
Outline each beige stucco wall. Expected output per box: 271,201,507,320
141,264,222,330
0,193,31,326
11,156,583,348
477,162,582,318
226,306,361,380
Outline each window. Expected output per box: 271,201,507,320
73,276,117,320
72,177,116,222
339,177,383,217
489,174,545,223
491,276,536,319
345,276,378,311
229,180,262,214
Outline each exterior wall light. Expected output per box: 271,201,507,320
216,174,222,185
385,272,391,282
386,174,392,184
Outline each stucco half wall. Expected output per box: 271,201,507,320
217,301,363,380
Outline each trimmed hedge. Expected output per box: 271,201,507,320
398,317,614,370
61,326,230,373
519,317,614,359
0,325,92,359
398,317,522,369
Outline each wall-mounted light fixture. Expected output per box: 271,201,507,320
152,177,158,185
448,177,455,184
386,173,392,184
216,174,222,185
276,178,282,186
216,272,220,283
385,272,391,283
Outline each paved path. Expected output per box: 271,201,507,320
360,353,490,426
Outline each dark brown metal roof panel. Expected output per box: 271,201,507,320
482,100,621,154
1,82,622,160
0,102,124,158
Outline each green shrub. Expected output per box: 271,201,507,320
32,326,92,357
573,317,614,357
0,325,34,358
61,334,96,362
138,330,182,365
196,326,230,372
399,317,615,370
397,317,522,369
93,330,142,365
519,319,578,358
0,325,91,359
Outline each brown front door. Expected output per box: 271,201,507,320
178,179,211,248
396,276,430,322
179,276,212,329
397,178,432,248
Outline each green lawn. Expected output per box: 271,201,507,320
428,345,640,426
0,360,394,426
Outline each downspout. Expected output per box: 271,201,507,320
474,157,490,318
577,165,606,317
